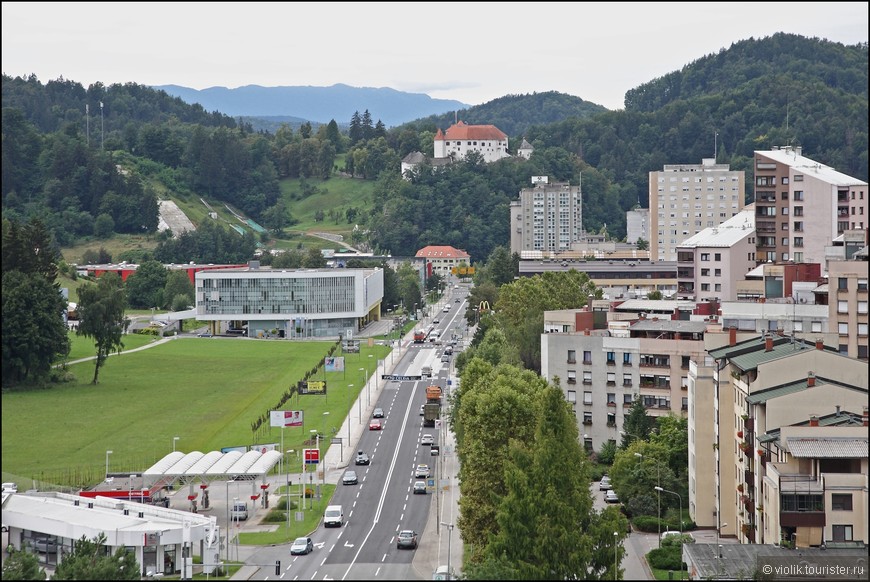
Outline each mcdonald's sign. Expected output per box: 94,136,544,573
478,301,491,313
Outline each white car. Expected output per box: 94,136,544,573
604,490,620,504
421,434,434,446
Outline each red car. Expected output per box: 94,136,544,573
369,419,383,431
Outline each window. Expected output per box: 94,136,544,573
606,352,615,365
583,371,592,384
838,278,848,290
623,373,632,387
794,237,803,248
858,301,868,314
811,321,822,333
715,269,721,276
583,391,593,405
832,525,854,542
715,284,722,292
584,435,593,451
682,397,689,410
859,323,868,336
607,413,616,426
832,494,853,511
583,412,593,425
701,253,710,261
607,372,616,385
838,322,849,335
567,390,576,403
858,279,868,291
623,394,633,405
838,300,849,313
793,221,803,231
623,353,632,365
793,191,804,201
567,350,576,364
701,268,710,276
714,253,721,261
567,370,577,384
583,350,592,364
794,207,803,216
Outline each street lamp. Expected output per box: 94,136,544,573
613,531,618,581
225,480,233,561
347,384,354,442
367,354,374,405
634,451,663,547
717,523,727,558
359,366,367,408
440,522,454,580
285,450,295,537
172,436,180,452
105,450,113,479
655,486,683,579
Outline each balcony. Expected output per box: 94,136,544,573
566,359,576,364
744,418,754,431
744,469,754,486
780,511,826,528
582,379,592,385
567,378,576,384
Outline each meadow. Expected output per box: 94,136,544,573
2,337,389,489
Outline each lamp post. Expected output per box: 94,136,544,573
655,486,683,579
172,436,180,452
613,531,618,581
634,450,663,547
359,367,367,409
367,355,374,405
105,450,113,479
440,522,454,580
347,384,354,442
285,449,295,537
717,522,727,558
225,480,232,561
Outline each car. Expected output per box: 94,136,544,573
661,530,695,542
599,476,612,491
342,470,358,485
355,451,370,465
421,434,434,446
604,490,620,504
290,536,313,555
415,464,430,478
443,306,450,313
197,331,213,337
432,318,440,324
369,418,383,430
420,404,425,416
396,529,418,549
441,354,450,362
31,535,58,553
455,298,461,303
413,480,427,494
372,407,384,418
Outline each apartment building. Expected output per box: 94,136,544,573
194,264,384,338
510,180,583,255
626,207,650,246
649,158,745,262
826,246,869,361
702,333,868,545
542,316,708,453
752,146,868,264
676,208,756,301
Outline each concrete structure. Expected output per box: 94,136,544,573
676,209,756,302
718,300,832,340
433,121,509,163
2,491,219,577
415,246,471,279
702,333,868,545
752,146,868,264
626,208,650,246
510,180,583,255
194,263,384,338
542,316,709,453
649,158,745,262
826,247,869,361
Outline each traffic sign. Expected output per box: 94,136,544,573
381,374,422,381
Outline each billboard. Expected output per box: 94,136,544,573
325,356,345,372
302,381,327,395
270,410,304,427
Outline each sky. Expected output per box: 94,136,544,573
3,2,868,111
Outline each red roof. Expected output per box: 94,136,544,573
415,245,470,259
436,121,506,141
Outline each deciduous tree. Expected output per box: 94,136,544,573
77,272,129,384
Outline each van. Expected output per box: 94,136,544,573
230,500,248,521
324,504,344,527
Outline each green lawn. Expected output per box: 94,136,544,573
63,331,158,362
2,338,390,489
279,175,375,233
239,486,336,545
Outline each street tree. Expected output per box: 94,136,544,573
77,273,129,384
51,533,139,580
1,547,46,580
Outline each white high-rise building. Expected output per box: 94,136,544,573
510,179,582,256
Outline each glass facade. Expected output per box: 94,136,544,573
198,275,357,316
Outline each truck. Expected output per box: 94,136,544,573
426,385,442,403
413,330,426,343
423,402,440,427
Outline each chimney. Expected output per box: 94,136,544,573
835,405,841,416
809,415,819,427
729,326,737,347
807,371,815,387
765,335,774,352
815,338,824,350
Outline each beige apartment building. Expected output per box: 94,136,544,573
649,158,745,262
752,146,868,264
702,333,868,546
826,246,869,361
676,208,756,302
542,316,708,453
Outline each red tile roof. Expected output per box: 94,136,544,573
436,121,506,141
415,245,471,259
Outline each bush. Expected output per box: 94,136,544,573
631,516,663,533
646,547,684,571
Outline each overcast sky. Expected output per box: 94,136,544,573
3,2,868,111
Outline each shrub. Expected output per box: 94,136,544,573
646,547,684,571
632,516,663,532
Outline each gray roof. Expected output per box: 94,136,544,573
631,320,708,333
402,151,425,164
684,542,867,580
785,437,868,458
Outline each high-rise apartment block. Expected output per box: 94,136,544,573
510,179,582,256
649,158,745,262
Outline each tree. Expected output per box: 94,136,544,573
261,200,291,235
647,290,663,300
77,273,129,384
302,247,326,268
163,270,194,310
620,396,653,448
1,548,46,580
124,260,167,309
636,237,649,250
51,533,139,580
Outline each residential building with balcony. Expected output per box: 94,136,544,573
676,208,756,301
752,146,868,264
626,207,650,245
759,410,867,548
703,333,868,545
542,316,709,453
510,180,583,255
649,158,745,262
826,246,869,361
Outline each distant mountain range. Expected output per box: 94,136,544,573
152,83,470,127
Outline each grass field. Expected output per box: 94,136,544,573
2,338,390,489
278,175,375,233
62,331,159,362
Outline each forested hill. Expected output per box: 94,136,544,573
401,91,608,137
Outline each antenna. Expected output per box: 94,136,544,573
714,131,718,161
